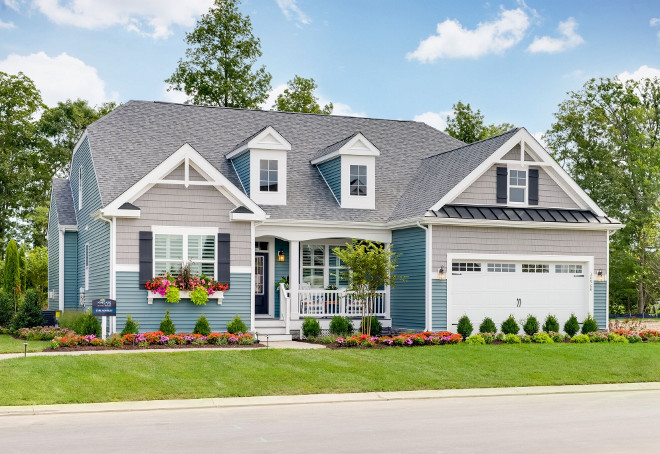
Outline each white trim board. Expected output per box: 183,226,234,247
430,128,606,217
310,132,380,165
226,126,292,159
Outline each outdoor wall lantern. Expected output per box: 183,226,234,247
597,269,604,282
438,266,446,280
277,250,286,262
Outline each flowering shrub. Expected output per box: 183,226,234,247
334,331,462,348
145,271,229,305
50,331,255,349
17,326,72,340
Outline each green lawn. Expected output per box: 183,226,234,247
0,335,51,354
2,344,660,406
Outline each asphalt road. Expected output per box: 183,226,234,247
2,390,659,453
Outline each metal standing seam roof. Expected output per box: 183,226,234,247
52,178,77,225
428,204,621,225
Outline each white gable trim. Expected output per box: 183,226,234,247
226,126,291,159
310,133,381,165
430,129,605,217
101,143,266,219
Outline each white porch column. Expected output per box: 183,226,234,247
289,240,300,319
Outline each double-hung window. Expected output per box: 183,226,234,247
154,232,216,278
259,159,278,192
509,169,526,203
349,165,367,196
302,244,348,288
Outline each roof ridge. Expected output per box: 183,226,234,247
422,127,521,161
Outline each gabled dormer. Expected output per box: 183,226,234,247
226,126,291,206
311,132,380,210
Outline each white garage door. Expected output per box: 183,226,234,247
449,258,590,331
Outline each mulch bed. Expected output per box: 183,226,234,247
43,343,265,352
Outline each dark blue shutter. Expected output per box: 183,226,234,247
217,233,230,288
528,168,539,205
496,167,507,204
139,231,153,288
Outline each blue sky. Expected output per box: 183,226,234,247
1,0,658,138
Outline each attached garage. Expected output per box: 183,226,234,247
446,254,593,331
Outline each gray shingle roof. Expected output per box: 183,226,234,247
52,178,77,225
390,128,521,220
85,100,465,222
230,125,271,154
311,131,360,162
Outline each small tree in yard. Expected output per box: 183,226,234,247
333,240,403,336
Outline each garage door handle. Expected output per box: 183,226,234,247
452,272,462,276
574,274,584,277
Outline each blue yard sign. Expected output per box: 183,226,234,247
92,298,117,316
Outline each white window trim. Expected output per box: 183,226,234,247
151,226,219,280
349,164,368,197
78,166,83,210
84,243,90,291
258,159,279,193
340,155,375,209
507,163,528,206
249,149,287,205
300,241,348,289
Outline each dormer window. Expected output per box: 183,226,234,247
259,159,278,192
509,169,526,203
350,165,367,196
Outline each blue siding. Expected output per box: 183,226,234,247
47,193,59,310
273,239,290,318
116,272,252,333
71,137,110,306
390,227,426,331
317,157,341,203
63,232,78,310
432,280,447,331
232,152,251,196
594,281,607,329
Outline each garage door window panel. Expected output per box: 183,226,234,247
487,263,516,272
555,264,583,274
522,264,549,273
452,262,481,272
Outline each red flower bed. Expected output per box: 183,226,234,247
335,331,462,348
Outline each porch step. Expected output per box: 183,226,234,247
256,333,292,342
254,326,288,335
254,319,286,328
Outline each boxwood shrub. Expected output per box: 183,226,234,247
523,315,539,336
457,315,473,339
479,317,497,334
542,314,560,333
501,315,519,335
581,314,599,334
563,314,580,337
302,317,321,338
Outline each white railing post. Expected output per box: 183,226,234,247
289,240,300,320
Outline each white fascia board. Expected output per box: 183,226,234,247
230,212,262,221
102,143,266,220
58,225,78,232
100,209,141,218
425,216,623,231
226,126,291,159
430,128,607,217
310,133,380,165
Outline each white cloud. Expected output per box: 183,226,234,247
0,51,113,107
162,84,190,104
652,18,660,38
617,65,660,82
261,83,288,110
0,19,16,29
276,0,310,25
532,131,547,148
29,0,213,38
329,102,365,118
406,8,530,62
3,0,20,11
413,111,453,131
259,83,364,116
527,17,584,53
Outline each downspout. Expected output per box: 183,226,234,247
417,221,432,332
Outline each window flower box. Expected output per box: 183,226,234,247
147,290,224,305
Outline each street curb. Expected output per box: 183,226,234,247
2,382,660,417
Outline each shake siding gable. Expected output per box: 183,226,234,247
390,227,426,331
317,157,341,203
47,192,59,310
115,183,251,267
71,137,110,305
232,152,250,196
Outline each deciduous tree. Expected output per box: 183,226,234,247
445,101,514,143
273,76,332,114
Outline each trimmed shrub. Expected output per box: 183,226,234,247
501,315,519,335
570,334,590,343
581,314,599,334
542,314,560,333
77,310,101,336
226,314,248,334
159,310,176,335
504,334,521,344
193,315,211,336
523,315,539,336
0,289,14,327
480,333,494,344
359,316,382,336
520,334,532,343
550,332,565,343
588,333,608,343
564,314,580,337
495,332,505,342
329,316,353,336
479,317,497,334
12,289,45,329
465,334,485,345
302,317,321,338
608,333,629,343
628,334,642,344
532,332,553,344
457,315,473,339
120,316,139,336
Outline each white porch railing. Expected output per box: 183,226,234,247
297,289,387,318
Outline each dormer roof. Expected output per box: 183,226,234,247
310,132,380,165
226,125,291,159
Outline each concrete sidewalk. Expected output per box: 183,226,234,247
0,340,324,361
2,382,660,417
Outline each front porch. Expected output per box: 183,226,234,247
252,234,391,338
